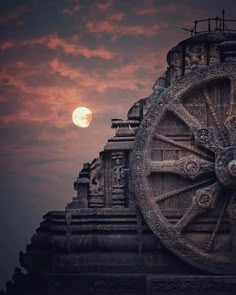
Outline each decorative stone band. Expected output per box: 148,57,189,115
220,41,236,63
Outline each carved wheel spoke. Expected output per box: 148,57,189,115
155,133,213,161
167,100,221,152
206,197,229,253
175,182,221,232
148,156,214,180
203,89,228,147
227,192,236,257
225,77,236,144
154,178,214,203
167,99,202,130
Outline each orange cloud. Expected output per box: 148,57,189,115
0,41,14,50
95,0,114,11
0,43,168,130
1,34,115,59
109,12,125,22
87,21,160,39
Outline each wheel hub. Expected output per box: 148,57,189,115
215,147,236,188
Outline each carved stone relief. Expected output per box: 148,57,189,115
210,44,220,64
112,151,126,207
185,43,206,73
89,155,104,207
89,156,104,195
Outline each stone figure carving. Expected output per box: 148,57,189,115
185,44,206,69
113,158,125,186
210,44,220,64
89,156,104,195
112,152,126,207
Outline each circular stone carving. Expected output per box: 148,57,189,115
132,63,236,274
229,116,236,129
197,128,210,144
197,192,212,208
228,160,236,177
184,160,200,176
215,147,236,188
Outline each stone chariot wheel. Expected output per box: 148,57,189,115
133,63,236,274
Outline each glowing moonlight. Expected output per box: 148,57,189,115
72,107,92,128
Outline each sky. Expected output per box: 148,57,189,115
1,0,236,290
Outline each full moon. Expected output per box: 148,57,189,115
72,107,92,128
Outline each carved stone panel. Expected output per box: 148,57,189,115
89,155,104,208
210,44,220,64
112,152,126,207
185,43,206,74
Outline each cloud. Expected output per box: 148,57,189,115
1,34,115,60
0,41,14,50
84,2,160,40
95,0,114,11
48,54,158,95
109,12,125,21
87,21,160,39
0,41,167,132
136,8,158,15
63,4,81,16
134,3,207,28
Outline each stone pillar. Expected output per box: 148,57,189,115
74,176,89,208
112,151,126,208
66,163,90,209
